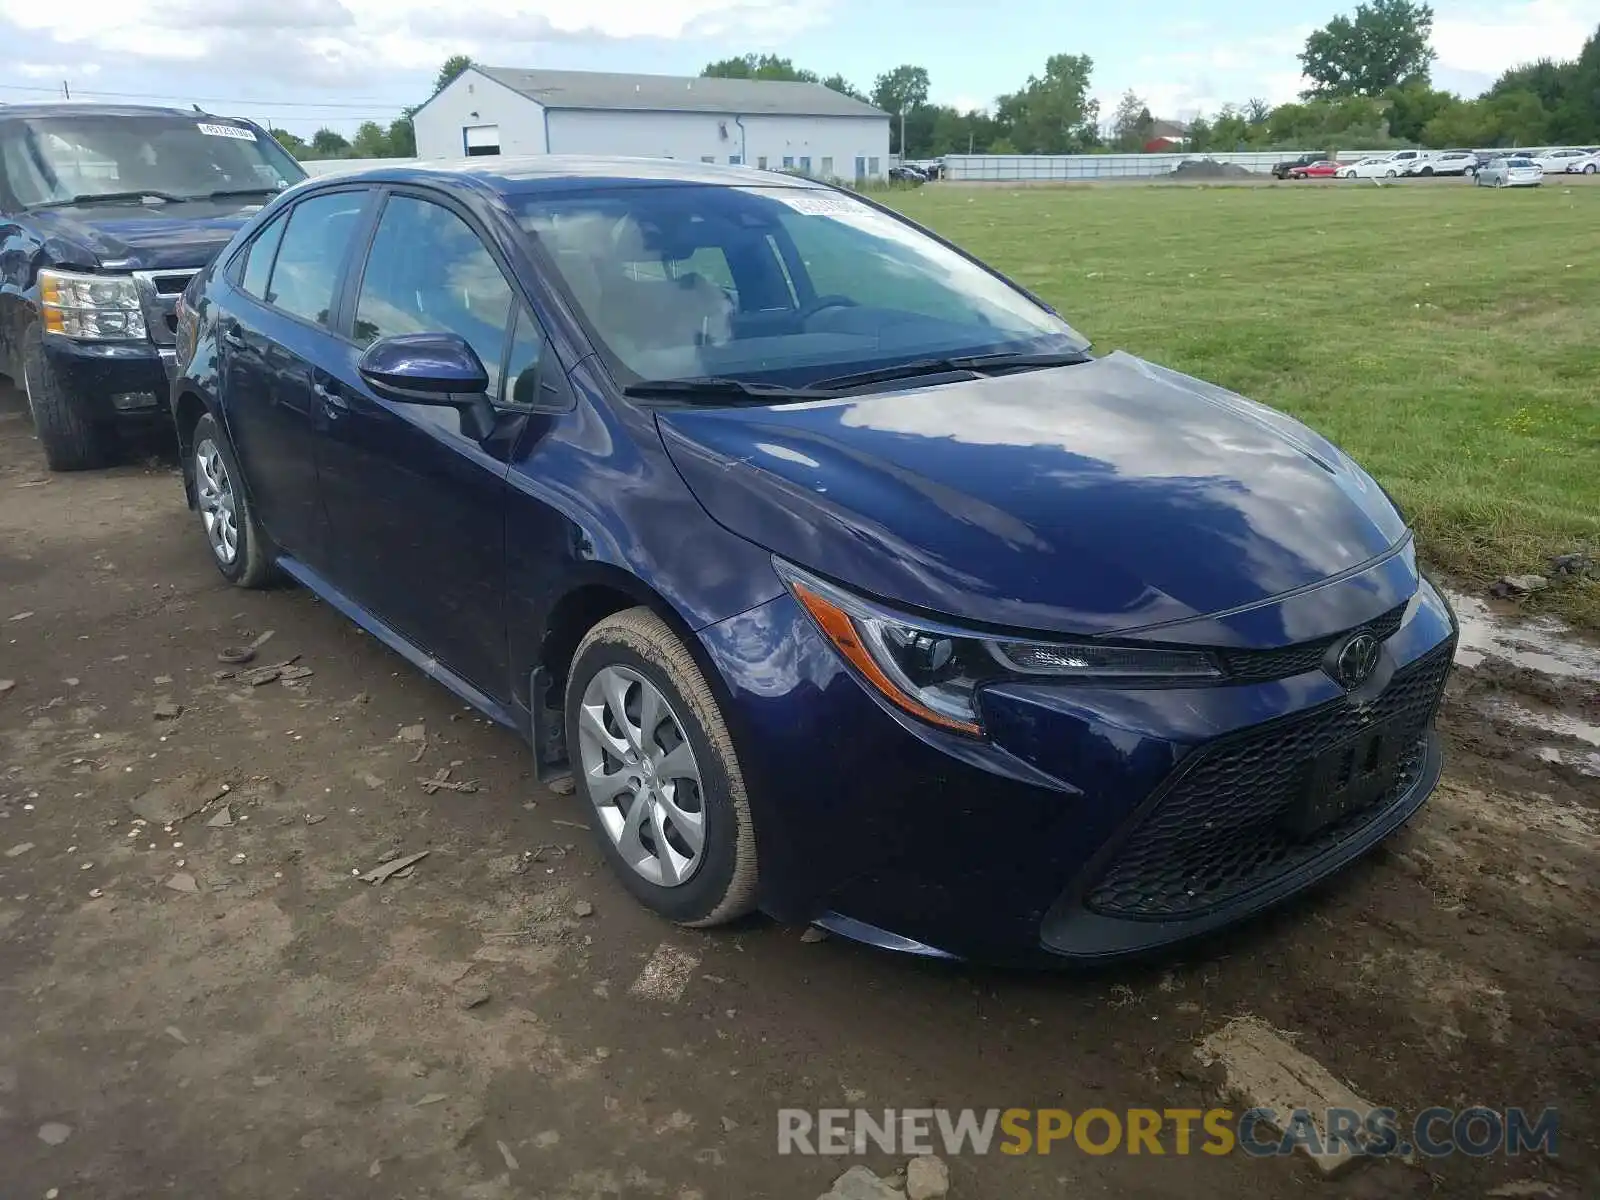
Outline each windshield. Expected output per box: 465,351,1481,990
516,185,1086,389
0,114,305,207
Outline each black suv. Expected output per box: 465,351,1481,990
0,104,306,469
1270,152,1324,180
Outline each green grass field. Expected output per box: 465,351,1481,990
884,182,1600,626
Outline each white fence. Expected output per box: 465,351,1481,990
942,151,1369,181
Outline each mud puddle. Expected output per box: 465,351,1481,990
1446,588,1600,680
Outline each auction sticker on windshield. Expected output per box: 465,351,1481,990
197,123,257,140
746,189,860,216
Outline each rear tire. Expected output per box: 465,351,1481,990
21,319,109,472
190,412,275,588
565,607,759,927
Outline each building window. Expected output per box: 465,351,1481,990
729,155,742,165
868,156,880,176
700,155,715,164
463,125,501,156
799,156,811,174
820,157,833,177
757,156,768,169
782,155,794,169
855,156,866,179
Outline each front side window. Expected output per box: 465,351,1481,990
517,185,1084,390
265,191,367,327
0,114,303,207
352,194,515,401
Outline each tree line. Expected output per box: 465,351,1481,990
275,6,1600,163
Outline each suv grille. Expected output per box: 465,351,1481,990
132,269,199,347
1084,639,1452,920
1216,602,1408,684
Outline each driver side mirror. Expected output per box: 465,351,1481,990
358,332,496,440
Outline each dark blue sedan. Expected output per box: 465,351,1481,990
170,158,1456,964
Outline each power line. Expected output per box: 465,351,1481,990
0,80,407,111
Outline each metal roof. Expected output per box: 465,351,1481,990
473,67,887,120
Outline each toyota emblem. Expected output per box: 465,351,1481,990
1332,631,1381,689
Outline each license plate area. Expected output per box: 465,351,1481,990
1283,724,1401,837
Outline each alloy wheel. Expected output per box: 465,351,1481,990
195,438,239,565
577,665,706,888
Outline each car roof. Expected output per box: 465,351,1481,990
0,101,214,122
298,155,833,198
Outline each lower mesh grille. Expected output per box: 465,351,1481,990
1084,640,1452,920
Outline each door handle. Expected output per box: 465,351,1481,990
312,381,349,413
220,324,245,349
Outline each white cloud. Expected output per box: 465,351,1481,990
0,0,831,84
1433,0,1600,75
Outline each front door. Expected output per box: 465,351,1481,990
219,188,369,563
314,190,545,700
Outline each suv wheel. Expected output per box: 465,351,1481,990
565,607,759,927
191,412,275,587
21,319,109,471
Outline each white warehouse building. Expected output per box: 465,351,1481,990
412,66,892,181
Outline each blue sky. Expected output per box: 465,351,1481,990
2,1,1597,136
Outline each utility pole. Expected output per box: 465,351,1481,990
899,108,906,164
62,80,71,100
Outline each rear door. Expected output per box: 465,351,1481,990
218,187,371,564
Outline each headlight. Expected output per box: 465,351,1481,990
776,561,1222,737
38,268,147,342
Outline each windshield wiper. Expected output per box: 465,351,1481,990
198,187,284,201
810,350,1089,393
623,377,827,402
31,190,186,208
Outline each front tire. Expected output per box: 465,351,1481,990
21,319,109,472
190,412,275,588
565,607,758,927
1584,163,1596,175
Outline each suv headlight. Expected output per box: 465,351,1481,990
39,268,147,341
776,560,1222,736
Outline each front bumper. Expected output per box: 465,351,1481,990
42,333,174,421
697,569,1455,966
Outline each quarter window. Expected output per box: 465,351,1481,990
352,194,515,401
264,191,366,327
238,212,288,300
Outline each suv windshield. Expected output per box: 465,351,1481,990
0,113,304,208
517,185,1086,390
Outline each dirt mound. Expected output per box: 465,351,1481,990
1168,158,1258,180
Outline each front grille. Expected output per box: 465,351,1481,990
132,269,199,347
1216,602,1408,683
1084,640,1452,920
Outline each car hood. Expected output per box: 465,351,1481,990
26,199,266,271
657,351,1408,636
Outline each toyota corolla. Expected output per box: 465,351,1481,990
169,159,1456,964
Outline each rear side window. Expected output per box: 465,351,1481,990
265,190,367,327
239,213,287,300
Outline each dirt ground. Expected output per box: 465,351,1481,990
1,382,1595,1200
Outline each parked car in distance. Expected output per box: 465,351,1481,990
1286,160,1340,179
1382,149,1432,173
170,157,1457,966
1530,148,1591,173
0,103,305,470
1404,150,1474,176
1553,149,1599,174
1336,157,1400,179
1270,152,1324,179
887,165,927,184
1475,156,1543,188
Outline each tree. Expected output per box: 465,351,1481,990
820,73,867,102
1384,79,1455,143
350,121,392,159
1110,90,1155,150
432,55,475,98
994,53,1099,154
702,53,819,82
872,65,931,154
386,114,417,158
1245,97,1273,125
1300,0,1436,98
310,128,351,158
269,127,309,157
